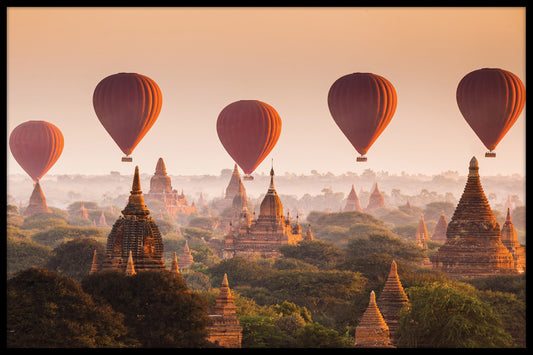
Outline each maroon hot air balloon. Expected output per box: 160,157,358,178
328,72,397,162
216,100,282,180
9,120,64,182
456,68,525,157
93,72,163,162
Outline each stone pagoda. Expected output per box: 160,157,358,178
222,167,304,259
101,166,166,273
78,201,89,219
221,180,252,233
365,183,386,212
304,224,314,241
500,208,526,273
431,157,516,279
354,290,394,348
213,164,246,212
414,214,429,249
344,184,362,212
24,181,52,216
207,274,243,348
377,260,409,343
143,157,197,216
431,210,448,244
177,240,194,270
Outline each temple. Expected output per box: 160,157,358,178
431,157,517,279
354,291,394,348
143,157,197,216
500,208,526,273
377,261,409,344
177,240,194,270
101,166,167,273
222,167,305,259
431,211,448,244
78,201,89,219
414,214,429,249
212,164,246,212
344,184,362,212
206,274,243,348
24,181,52,216
365,183,386,212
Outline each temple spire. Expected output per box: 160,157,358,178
125,250,136,276
122,166,150,216
89,250,99,275
354,290,394,348
170,251,180,274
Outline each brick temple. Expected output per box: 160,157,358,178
222,167,305,259
101,166,167,272
23,181,52,216
143,157,197,216
354,290,394,348
431,157,517,279
344,184,362,212
431,210,448,244
365,183,386,212
500,208,526,273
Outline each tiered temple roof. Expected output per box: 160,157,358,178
144,158,197,216
102,166,167,273
24,181,52,216
431,157,516,279
177,240,194,270
500,208,526,273
354,291,394,348
207,274,243,348
344,184,362,212
366,183,386,212
377,261,409,343
431,210,448,244
222,167,303,259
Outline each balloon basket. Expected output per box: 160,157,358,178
243,175,254,181
122,156,133,162
485,152,496,158
356,156,367,162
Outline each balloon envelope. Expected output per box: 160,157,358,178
456,68,525,152
93,72,162,157
216,100,282,174
328,72,397,157
9,120,64,182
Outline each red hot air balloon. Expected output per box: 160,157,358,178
93,72,163,162
456,68,525,157
328,72,397,162
216,100,282,180
9,120,64,182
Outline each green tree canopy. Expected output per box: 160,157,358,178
82,270,212,348
31,225,106,248
46,237,106,281
7,236,52,279
7,268,132,348
397,281,513,348
279,240,344,269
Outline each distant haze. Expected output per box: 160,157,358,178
7,7,525,178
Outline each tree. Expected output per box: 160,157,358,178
46,237,106,281
7,237,52,279
82,270,212,347
7,268,132,348
396,281,513,348
31,225,106,248
293,322,351,347
279,240,344,269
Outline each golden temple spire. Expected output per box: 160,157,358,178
122,166,150,216
125,250,136,276
170,251,180,274
89,250,99,275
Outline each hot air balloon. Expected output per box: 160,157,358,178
216,100,282,180
328,72,397,162
9,120,64,182
93,72,163,162
456,68,525,157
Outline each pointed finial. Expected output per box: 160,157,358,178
468,156,479,177
222,273,229,287
125,250,136,276
369,290,376,304
506,208,512,222
89,250,99,274
131,166,141,194
171,251,180,274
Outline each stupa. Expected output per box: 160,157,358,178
500,208,526,273
431,210,448,243
207,274,243,348
177,240,194,270
97,210,108,227
354,291,394,348
365,183,386,212
414,214,429,249
213,164,246,212
344,184,362,212
101,166,166,273
143,157,197,216
222,167,304,259
431,157,516,279
24,181,52,216
78,201,89,219
304,224,314,241
377,261,409,343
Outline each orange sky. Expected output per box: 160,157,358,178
6,7,526,179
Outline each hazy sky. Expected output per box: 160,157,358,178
7,7,526,179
